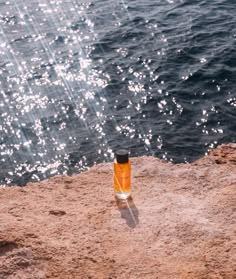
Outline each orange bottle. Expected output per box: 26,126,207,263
114,149,131,199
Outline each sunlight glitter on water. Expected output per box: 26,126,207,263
0,0,234,186
0,0,112,185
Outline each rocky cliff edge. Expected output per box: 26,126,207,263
0,144,235,279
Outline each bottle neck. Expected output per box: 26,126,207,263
114,159,129,164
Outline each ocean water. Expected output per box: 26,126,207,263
0,0,235,186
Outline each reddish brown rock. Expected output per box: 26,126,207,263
0,144,235,279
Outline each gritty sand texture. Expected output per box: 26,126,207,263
0,144,235,279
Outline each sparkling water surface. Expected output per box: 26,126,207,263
0,0,235,186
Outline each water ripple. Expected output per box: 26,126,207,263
0,0,235,185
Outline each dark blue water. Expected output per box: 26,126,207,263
0,0,235,186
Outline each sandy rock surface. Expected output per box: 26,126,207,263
0,144,235,279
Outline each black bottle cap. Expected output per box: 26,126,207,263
115,149,129,164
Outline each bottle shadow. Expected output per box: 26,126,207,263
116,197,139,228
